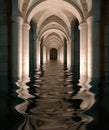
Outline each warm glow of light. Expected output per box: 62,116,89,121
73,90,95,111
36,41,41,68
43,46,47,64
47,50,50,61
58,47,64,63
37,10,70,33
27,0,82,23
67,41,71,69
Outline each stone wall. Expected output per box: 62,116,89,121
104,25,109,82
0,0,8,76
100,0,109,82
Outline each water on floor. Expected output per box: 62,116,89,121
0,61,109,130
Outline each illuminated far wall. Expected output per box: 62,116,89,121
35,36,72,69
50,48,57,60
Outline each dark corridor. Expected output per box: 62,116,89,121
50,48,57,60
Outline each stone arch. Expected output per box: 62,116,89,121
38,17,70,35
45,38,62,49
38,22,69,39
16,0,102,85
37,9,71,32
38,29,68,42
26,0,84,23
44,32,63,43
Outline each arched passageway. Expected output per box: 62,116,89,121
1,1,109,130
10,0,101,86
50,48,57,60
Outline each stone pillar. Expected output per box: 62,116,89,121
58,48,61,61
40,38,43,66
12,16,23,81
64,38,67,67
60,47,64,63
22,23,30,80
33,29,37,70
46,48,48,62
87,16,100,82
67,39,71,69
57,48,59,61
43,46,47,64
36,39,40,69
61,46,64,64
79,22,88,84
71,29,75,72
47,49,50,61
29,24,37,71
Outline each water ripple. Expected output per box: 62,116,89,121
16,61,95,130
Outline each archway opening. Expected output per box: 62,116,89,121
50,48,57,60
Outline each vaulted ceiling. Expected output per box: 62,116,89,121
18,0,91,49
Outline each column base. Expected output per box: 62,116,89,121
16,76,34,100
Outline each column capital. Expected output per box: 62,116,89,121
78,22,87,30
66,38,71,44
87,16,100,24
23,23,30,30
12,16,24,24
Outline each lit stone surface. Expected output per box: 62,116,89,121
0,1,109,130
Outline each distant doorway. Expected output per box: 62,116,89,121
50,48,57,60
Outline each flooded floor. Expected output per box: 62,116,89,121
0,61,109,130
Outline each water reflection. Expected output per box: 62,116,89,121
16,61,95,130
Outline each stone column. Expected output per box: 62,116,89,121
67,39,71,69
33,29,37,70
60,47,64,63
40,38,43,66
71,29,75,72
64,38,67,67
46,49,48,62
79,22,88,84
43,46,47,64
61,46,64,64
22,23,30,80
36,39,40,69
87,16,100,82
47,49,50,61
58,48,61,61
12,16,23,81
29,24,37,71
57,48,59,61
